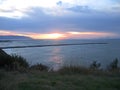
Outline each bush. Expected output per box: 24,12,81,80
108,58,119,71
30,63,48,71
0,49,29,71
90,61,101,70
11,54,29,67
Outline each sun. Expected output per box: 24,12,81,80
47,33,64,39
30,33,66,39
45,33,66,39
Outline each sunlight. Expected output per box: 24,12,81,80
0,30,118,39
68,32,80,34
47,33,65,39
67,31,117,39
32,33,66,39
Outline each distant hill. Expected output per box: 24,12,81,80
0,35,32,40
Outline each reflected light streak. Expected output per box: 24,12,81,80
49,47,63,71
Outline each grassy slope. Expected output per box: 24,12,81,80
0,70,120,90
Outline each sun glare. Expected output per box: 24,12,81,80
68,32,80,34
47,33,65,39
31,33,66,39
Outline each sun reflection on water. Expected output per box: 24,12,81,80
49,47,63,71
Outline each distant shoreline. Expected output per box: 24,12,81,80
0,43,108,49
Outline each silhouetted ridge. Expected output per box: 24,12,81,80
0,35,32,40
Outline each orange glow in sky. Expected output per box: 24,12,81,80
31,33,66,39
0,30,117,39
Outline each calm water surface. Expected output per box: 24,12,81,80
0,39,120,70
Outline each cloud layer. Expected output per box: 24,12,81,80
0,0,120,39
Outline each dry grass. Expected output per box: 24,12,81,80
0,70,120,90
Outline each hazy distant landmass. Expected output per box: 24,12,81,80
0,35,32,40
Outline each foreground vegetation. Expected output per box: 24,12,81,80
0,49,120,90
0,69,120,90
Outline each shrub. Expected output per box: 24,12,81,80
11,54,29,68
30,63,48,71
90,61,101,70
0,49,29,71
108,58,119,71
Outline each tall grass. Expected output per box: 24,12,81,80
30,63,48,71
0,49,29,71
58,59,119,75
11,54,29,67
58,65,91,74
0,49,49,71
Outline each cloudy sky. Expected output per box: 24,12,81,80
0,0,120,39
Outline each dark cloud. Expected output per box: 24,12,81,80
59,14,120,32
0,7,120,34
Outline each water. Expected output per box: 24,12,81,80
0,39,120,70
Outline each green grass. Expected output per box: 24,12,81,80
0,70,120,90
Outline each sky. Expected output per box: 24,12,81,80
0,0,120,39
